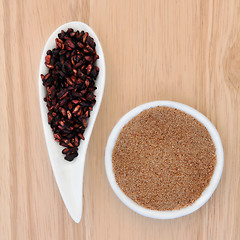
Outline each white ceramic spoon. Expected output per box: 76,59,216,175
39,22,105,223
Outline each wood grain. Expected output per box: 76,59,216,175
0,0,239,239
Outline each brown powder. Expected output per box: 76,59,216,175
112,106,216,210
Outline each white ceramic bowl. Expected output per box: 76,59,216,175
105,101,224,219
39,22,105,223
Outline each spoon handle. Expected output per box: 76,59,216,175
54,158,85,223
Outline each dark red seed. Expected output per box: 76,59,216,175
68,102,73,110
67,134,74,139
60,91,68,99
54,133,61,140
78,133,85,140
48,113,53,124
64,151,78,161
75,78,83,84
46,64,54,69
72,100,80,104
85,79,90,88
59,107,66,116
54,103,59,111
93,54,99,61
67,110,72,120
70,76,76,82
62,147,77,155
82,118,87,128
85,111,89,118
59,120,65,126
73,69,77,75
76,109,83,116
45,55,51,64
56,41,62,49
81,89,87,95
60,141,68,147
74,136,79,147
84,56,92,62
77,42,84,48
82,32,88,43
62,148,69,154
41,29,99,161
86,64,92,75
45,73,51,79
66,77,73,86
60,98,68,106
68,142,74,148
86,45,94,54
73,105,80,114
70,32,76,37
65,39,75,49
59,49,67,55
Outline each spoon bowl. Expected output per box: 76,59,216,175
39,22,105,223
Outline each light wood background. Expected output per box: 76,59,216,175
0,0,240,239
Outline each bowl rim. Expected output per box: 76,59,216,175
105,101,224,219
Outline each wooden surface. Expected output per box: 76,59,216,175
0,0,240,239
